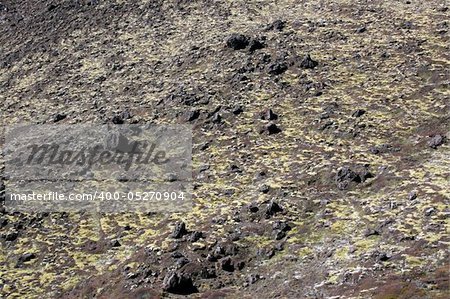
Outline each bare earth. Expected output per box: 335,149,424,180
0,0,449,298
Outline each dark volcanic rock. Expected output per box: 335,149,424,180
111,114,124,124
364,228,380,237
274,230,286,240
260,123,282,135
185,110,200,122
17,253,36,266
248,202,259,213
111,110,132,124
0,181,4,203
369,144,400,154
268,62,288,75
260,108,278,120
352,109,366,117
246,274,261,286
220,256,235,272
211,113,222,124
267,20,286,31
110,239,121,247
232,105,243,115
428,134,445,149
259,184,270,193
226,34,250,50
176,257,190,269
171,222,188,239
375,251,391,262
299,54,318,69
335,165,373,190
356,26,367,33
335,167,360,190
189,231,203,242
408,191,417,201
162,271,197,294
248,38,265,52
0,218,7,228
265,200,283,217
4,231,18,241
52,113,66,122
272,221,291,232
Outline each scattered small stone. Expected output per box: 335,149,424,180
110,239,121,247
223,243,239,256
4,231,18,241
260,123,282,135
266,249,275,258
266,200,283,217
259,184,270,194
189,231,203,242
111,114,124,124
428,134,445,149
226,33,250,50
224,189,235,196
206,253,216,262
408,191,417,201
335,166,373,190
352,109,366,117
356,26,367,33
246,274,261,286
260,108,278,120
320,112,330,119
171,222,188,239
126,272,138,279
176,257,189,268
274,230,286,240
319,120,334,131
267,20,286,31
52,113,66,122
229,232,241,242
364,228,380,237
0,218,7,228
335,167,360,189
162,271,197,294
236,260,245,270
47,3,58,11
17,253,36,266
211,113,222,124
272,221,292,232
232,105,243,115
199,142,210,151
400,21,413,30
255,170,267,180
230,164,242,173
171,252,183,259
185,110,200,122
167,174,178,182
268,62,288,75
375,252,390,262
0,181,4,202
299,54,318,69
424,207,436,216
248,202,259,213
248,38,265,52
369,144,400,154
200,268,216,279
274,243,284,251
220,256,235,272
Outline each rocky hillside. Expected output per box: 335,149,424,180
0,0,449,298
